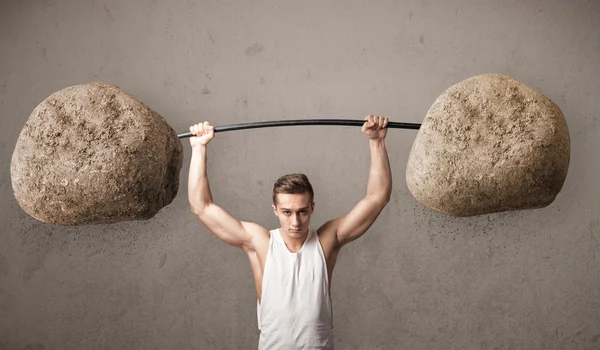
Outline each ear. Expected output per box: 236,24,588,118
272,204,279,217
311,202,315,212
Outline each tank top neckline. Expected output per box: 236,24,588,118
273,228,313,255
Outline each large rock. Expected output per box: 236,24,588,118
11,82,183,225
406,73,570,216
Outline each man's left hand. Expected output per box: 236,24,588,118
361,115,389,140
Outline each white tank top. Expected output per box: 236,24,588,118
257,228,334,349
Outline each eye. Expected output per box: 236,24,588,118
283,211,291,215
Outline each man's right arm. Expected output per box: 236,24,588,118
188,122,264,251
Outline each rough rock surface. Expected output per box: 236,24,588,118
11,82,183,225
406,73,570,216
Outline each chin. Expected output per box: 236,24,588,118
287,229,304,236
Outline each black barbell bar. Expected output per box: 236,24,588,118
177,119,421,139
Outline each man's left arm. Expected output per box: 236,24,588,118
320,115,392,248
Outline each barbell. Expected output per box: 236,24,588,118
176,119,421,139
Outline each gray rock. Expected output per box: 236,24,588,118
406,73,570,216
11,82,183,225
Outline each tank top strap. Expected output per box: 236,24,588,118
270,228,282,244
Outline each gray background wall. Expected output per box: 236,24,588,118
1,0,599,349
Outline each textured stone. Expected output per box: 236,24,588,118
406,73,570,216
11,82,183,225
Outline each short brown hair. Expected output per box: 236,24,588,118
272,173,314,205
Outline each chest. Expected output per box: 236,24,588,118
249,232,337,301
266,243,325,285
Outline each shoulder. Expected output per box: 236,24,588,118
317,218,341,238
240,222,270,252
317,219,341,252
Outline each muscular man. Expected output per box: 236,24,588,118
188,115,392,349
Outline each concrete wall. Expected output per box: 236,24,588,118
1,0,599,349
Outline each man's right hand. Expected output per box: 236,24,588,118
189,121,215,147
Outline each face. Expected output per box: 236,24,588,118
272,193,315,239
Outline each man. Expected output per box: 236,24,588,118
188,115,392,349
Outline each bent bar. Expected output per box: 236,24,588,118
177,119,421,139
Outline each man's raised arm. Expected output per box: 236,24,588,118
320,115,392,247
188,121,264,251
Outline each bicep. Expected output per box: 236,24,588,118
195,203,264,249
334,197,386,246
